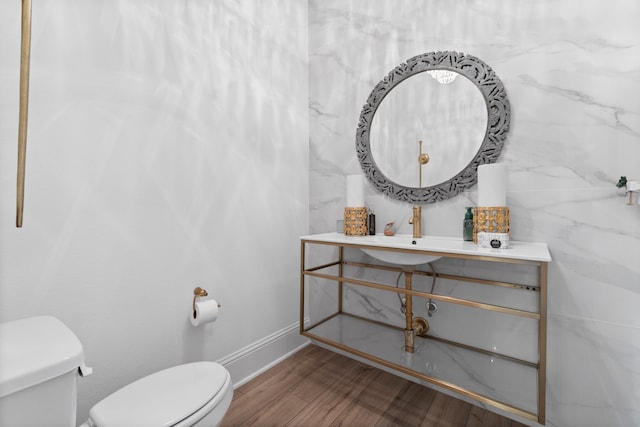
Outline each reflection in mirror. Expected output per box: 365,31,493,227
17,0,33,227
356,51,510,204
370,70,487,188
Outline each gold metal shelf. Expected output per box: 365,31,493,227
300,237,549,425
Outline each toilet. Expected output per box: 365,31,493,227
0,316,233,427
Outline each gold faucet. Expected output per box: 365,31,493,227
408,141,429,239
409,206,422,238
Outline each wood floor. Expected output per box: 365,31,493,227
222,344,528,427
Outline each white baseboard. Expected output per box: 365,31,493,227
217,319,310,388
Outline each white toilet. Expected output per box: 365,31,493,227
0,316,233,427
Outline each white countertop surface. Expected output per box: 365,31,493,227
300,233,551,262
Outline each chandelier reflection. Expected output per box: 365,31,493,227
427,69,457,84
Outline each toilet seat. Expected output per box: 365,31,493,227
89,362,230,427
171,373,233,427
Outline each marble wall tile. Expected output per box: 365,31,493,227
547,314,640,426
309,1,640,425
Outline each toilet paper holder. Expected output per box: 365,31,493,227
193,287,220,316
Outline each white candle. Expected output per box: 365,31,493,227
477,164,507,206
346,175,365,207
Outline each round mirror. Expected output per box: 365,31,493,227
370,70,488,187
356,51,510,204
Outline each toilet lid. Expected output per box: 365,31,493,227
90,362,229,427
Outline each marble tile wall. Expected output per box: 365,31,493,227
308,1,640,426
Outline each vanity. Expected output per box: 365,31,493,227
303,50,546,422
299,232,551,424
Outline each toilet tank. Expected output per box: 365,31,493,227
0,316,85,427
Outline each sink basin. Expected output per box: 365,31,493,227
361,247,440,265
355,235,442,266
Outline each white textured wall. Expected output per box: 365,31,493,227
309,1,640,426
0,0,308,421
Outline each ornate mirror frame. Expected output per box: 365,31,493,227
356,51,510,204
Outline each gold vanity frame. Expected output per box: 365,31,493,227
299,238,548,425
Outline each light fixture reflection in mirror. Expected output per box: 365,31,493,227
427,70,457,84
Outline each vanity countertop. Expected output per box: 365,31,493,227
300,232,551,263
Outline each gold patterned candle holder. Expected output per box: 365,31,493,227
344,207,368,236
473,206,510,243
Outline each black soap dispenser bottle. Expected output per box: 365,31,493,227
368,209,376,235
463,207,474,241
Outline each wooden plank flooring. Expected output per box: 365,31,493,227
222,344,528,427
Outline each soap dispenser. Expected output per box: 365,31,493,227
368,209,376,235
463,207,474,241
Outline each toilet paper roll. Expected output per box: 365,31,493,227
190,299,219,327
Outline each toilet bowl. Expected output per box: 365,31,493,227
81,361,233,427
0,316,233,427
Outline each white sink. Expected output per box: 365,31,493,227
301,233,553,263
361,247,440,265
354,234,442,266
